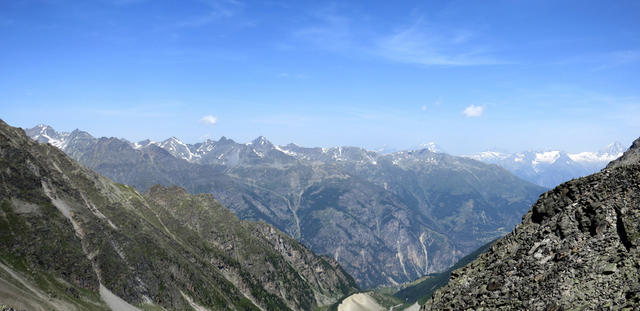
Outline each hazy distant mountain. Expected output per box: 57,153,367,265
465,143,624,188
2,120,357,310
373,142,443,155
423,138,640,310
27,124,545,287
415,142,444,153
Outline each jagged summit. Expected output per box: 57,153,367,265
601,141,625,155
218,136,234,142
249,135,271,145
607,137,640,169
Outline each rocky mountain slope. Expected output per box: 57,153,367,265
466,143,624,188
422,137,640,310
27,124,546,287
1,119,357,310
394,239,495,305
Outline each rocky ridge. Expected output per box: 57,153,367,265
422,137,640,310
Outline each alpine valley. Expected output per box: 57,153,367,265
26,124,545,288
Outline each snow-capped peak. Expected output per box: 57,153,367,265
532,150,561,166
155,136,200,161
248,136,271,146
417,142,442,153
566,142,624,164
599,142,625,155
28,124,71,150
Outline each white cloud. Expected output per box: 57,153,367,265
462,105,485,117
421,105,427,111
200,115,218,125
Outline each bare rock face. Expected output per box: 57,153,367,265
422,138,640,310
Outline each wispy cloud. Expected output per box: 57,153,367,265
552,49,640,71
595,50,640,70
200,115,218,125
293,8,355,52
278,72,308,79
462,104,485,117
375,19,505,66
289,8,505,67
175,0,243,28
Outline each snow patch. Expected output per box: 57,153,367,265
253,149,265,158
274,145,298,157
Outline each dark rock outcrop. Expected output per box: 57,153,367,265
422,137,640,310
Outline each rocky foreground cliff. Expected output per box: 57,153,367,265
0,118,357,311
422,137,640,310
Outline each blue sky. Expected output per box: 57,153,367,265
1,0,639,154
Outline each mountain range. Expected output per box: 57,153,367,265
465,143,625,188
26,124,546,287
0,119,357,310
